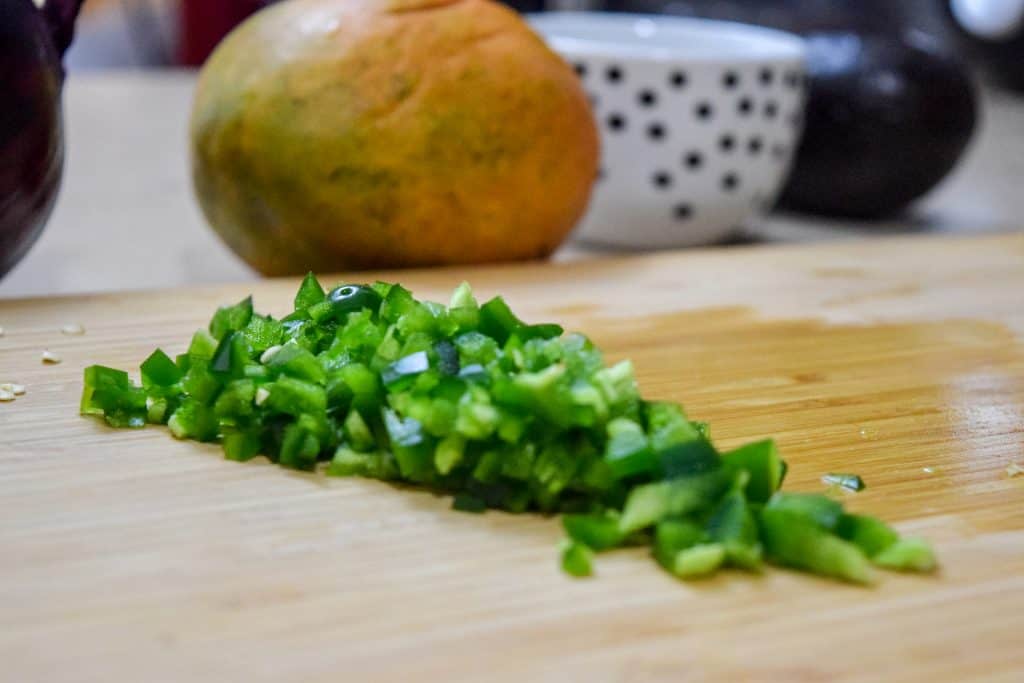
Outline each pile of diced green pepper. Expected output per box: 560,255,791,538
81,277,936,585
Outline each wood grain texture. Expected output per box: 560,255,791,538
2,233,1023,682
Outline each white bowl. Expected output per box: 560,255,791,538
529,12,807,249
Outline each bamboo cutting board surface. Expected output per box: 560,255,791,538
2,233,1024,682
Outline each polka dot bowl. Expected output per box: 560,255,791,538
530,13,807,248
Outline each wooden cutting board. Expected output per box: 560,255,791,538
2,233,1023,682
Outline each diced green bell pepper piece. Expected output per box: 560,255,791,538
760,508,875,585
836,513,899,558
560,540,594,577
222,428,262,462
140,349,182,387
455,389,500,440
381,351,429,390
722,439,785,504
563,514,625,551
210,332,250,379
872,537,937,573
653,519,706,570
479,296,524,344
242,315,284,354
603,417,655,479
619,470,730,534
707,488,763,570
264,343,325,384
327,445,398,479
81,365,143,417
265,376,327,416
659,438,720,478
765,492,843,531
672,543,727,579
472,449,503,484
213,379,256,418
342,409,375,451
433,340,460,376
188,329,218,359
209,296,253,341
279,421,321,470
454,331,499,366
167,398,218,442
383,409,433,481
533,440,579,499
294,272,326,311
434,433,467,475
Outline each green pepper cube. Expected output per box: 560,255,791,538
140,349,182,387
563,514,625,551
383,409,433,481
381,351,429,389
760,508,875,585
560,540,594,578
294,272,326,311
342,409,375,451
836,513,900,558
619,470,730,534
222,429,262,462
279,422,321,470
872,537,937,573
671,543,727,579
265,343,325,384
479,296,524,344
722,439,784,504
209,296,253,341
653,519,706,570
434,433,467,475
765,492,843,531
604,417,655,479
265,376,327,416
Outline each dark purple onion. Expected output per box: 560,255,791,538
0,0,83,278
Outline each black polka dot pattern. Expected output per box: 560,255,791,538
606,113,626,132
674,203,693,220
564,57,804,231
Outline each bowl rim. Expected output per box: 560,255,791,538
528,12,806,63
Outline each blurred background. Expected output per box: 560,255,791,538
4,0,1024,297
67,1,1024,84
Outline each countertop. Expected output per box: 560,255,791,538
2,71,1023,299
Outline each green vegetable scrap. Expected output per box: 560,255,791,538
822,472,867,492
81,276,937,585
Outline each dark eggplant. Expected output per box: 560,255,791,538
779,32,978,219
0,0,83,279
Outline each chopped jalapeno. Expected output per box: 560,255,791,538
81,277,936,587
